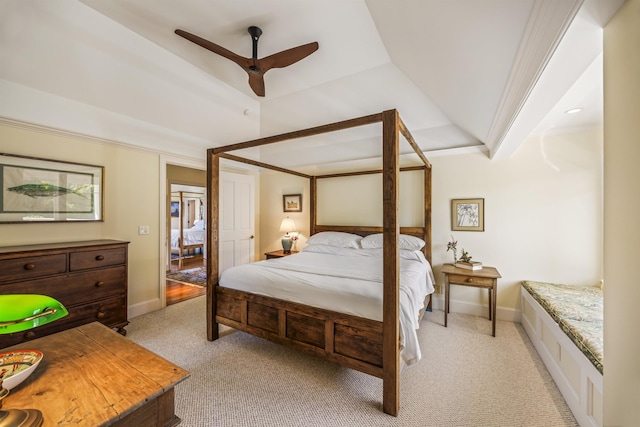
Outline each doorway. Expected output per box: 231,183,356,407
169,184,206,270
165,163,207,306
167,183,207,305
163,164,256,306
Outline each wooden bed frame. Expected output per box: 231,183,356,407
206,109,432,416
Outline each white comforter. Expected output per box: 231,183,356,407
219,244,435,365
170,228,205,248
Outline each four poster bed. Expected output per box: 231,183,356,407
171,190,206,270
206,109,432,416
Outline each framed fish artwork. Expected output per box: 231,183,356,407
0,153,103,223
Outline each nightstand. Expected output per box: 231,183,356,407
265,250,298,259
441,264,501,336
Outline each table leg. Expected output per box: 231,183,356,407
444,276,450,327
491,281,497,337
488,288,492,320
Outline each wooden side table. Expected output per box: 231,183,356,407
265,250,298,259
442,264,502,336
3,322,189,426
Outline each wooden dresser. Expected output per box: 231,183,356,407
0,239,129,348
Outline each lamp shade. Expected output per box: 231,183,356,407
279,217,296,233
0,294,68,335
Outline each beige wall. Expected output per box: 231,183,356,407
0,122,161,308
604,0,640,425
259,172,310,254
0,119,604,323
432,130,603,314
258,128,603,319
315,170,425,227
259,169,426,256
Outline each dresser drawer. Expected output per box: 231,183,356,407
0,297,129,349
447,274,495,287
65,296,128,329
70,247,126,271
0,296,127,348
1,266,126,306
0,254,67,283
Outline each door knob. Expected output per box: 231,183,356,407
250,235,254,239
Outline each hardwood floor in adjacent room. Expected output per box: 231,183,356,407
166,254,206,306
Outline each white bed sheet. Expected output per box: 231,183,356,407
219,244,435,365
171,228,205,248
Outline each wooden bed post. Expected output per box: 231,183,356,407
381,109,400,416
207,149,220,341
310,176,317,236
178,191,184,269
424,166,432,265
398,114,432,264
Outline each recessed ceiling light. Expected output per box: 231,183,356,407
564,108,582,114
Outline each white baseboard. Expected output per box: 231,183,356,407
128,298,163,320
430,293,521,323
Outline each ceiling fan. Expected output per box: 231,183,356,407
175,26,319,97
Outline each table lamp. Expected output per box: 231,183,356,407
279,216,296,254
0,294,68,427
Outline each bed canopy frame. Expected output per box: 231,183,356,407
206,109,431,416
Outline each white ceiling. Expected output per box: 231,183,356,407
0,0,622,171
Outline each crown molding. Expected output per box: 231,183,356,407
485,0,584,158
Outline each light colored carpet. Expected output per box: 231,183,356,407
126,296,577,427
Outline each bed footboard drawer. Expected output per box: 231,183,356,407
217,292,243,322
286,312,325,348
334,323,383,367
247,302,279,334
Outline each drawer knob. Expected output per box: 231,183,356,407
466,278,474,283
95,255,105,261
95,281,104,288
96,311,106,319
24,331,36,339
24,263,36,271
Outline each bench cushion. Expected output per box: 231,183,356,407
522,281,603,374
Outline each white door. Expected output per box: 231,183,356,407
219,172,255,274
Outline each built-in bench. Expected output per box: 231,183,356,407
521,280,603,427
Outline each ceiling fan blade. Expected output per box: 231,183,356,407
258,41,319,73
175,29,252,70
247,72,266,97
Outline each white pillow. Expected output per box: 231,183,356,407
306,231,362,248
360,233,425,251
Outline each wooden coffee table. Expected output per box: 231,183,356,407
2,322,189,426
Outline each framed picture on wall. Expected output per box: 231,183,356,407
170,201,180,217
283,194,302,212
0,153,104,223
451,198,484,231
